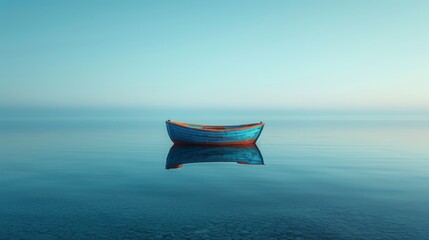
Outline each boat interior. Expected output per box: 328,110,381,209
167,120,263,130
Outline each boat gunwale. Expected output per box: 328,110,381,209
166,120,265,132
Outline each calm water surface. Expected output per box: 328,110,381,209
1,113,429,239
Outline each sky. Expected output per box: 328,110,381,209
0,0,428,110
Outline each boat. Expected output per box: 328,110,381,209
165,120,264,146
165,145,264,169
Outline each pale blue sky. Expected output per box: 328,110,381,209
1,0,428,109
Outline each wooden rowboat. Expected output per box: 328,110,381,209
166,120,264,146
166,145,264,169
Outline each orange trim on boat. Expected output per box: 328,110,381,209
173,139,257,146
166,120,264,132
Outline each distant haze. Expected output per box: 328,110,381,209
1,1,428,109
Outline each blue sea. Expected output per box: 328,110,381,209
1,109,429,240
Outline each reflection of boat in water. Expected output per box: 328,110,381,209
166,144,264,169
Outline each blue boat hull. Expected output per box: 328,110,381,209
166,121,264,146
